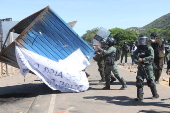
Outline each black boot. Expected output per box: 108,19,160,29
135,87,144,102
99,79,105,82
150,85,159,99
110,74,116,84
85,72,90,78
102,76,110,90
117,77,127,90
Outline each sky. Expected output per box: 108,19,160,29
1,0,170,36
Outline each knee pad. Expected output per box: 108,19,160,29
147,79,155,87
136,79,143,88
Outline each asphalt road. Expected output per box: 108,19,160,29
0,57,170,113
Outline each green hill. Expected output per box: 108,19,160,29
142,13,170,30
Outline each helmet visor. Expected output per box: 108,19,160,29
138,37,148,45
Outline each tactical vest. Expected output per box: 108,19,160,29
138,51,147,58
137,47,151,65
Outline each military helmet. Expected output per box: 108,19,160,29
150,32,158,39
165,40,168,44
106,37,117,46
138,35,148,46
162,39,164,42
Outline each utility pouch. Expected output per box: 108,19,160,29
156,47,165,58
158,49,165,58
105,56,115,65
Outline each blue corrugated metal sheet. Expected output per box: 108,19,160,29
0,6,95,68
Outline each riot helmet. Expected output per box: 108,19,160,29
162,39,165,42
124,42,127,45
100,39,108,49
165,40,168,44
135,41,138,46
132,42,135,45
138,35,148,46
106,37,116,46
150,32,158,39
164,40,169,48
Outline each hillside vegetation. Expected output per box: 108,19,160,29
142,13,170,30
82,12,170,46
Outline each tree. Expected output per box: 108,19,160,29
148,28,161,36
109,28,138,48
81,28,99,42
159,25,170,42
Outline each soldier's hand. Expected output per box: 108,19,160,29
96,52,101,54
96,45,101,50
137,63,141,67
95,50,99,54
149,39,156,43
138,58,143,62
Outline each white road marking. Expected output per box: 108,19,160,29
48,94,56,113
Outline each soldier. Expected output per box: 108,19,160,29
166,60,170,74
93,43,116,83
134,35,159,102
149,32,164,84
164,41,170,64
120,42,129,63
96,37,127,90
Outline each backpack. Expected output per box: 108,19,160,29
114,48,121,61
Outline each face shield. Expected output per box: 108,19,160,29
106,37,116,46
138,36,148,45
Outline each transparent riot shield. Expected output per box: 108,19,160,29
92,27,110,50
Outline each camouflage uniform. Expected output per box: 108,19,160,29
93,45,116,82
164,44,170,64
101,46,127,90
121,43,129,63
134,46,159,101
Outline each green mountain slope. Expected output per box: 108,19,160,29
142,13,170,30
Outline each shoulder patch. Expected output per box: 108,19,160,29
148,46,154,51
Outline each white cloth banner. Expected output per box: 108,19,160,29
15,44,90,92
